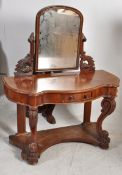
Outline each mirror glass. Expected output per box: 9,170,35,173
38,8,80,70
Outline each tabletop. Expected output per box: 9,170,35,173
3,70,119,95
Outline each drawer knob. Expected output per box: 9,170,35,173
84,95,87,99
68,96,75,101
83,93,91,99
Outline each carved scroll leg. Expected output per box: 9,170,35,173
17,104,26,134
38,104,56,124
83,101,92,123
96,96,116,149
21,107,39,165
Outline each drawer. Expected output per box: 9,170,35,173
61,92,92,103
43,92,92,104
62,94,81,103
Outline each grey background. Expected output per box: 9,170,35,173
0,0,121,113
0,0,122,174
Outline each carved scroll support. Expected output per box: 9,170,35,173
21,107,39,165
96,96,116,149
80,52,95,72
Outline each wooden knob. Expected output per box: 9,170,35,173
68,96,74,101
83,95,87,99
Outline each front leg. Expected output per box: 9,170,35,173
17,104,26,134
96,96,116,149
21,107,39,165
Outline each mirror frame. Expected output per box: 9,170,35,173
34,5,83,73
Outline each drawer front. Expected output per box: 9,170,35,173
42,92,92,104
61,92,92,103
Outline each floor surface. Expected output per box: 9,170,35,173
0,96,122,175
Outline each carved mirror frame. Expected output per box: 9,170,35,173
34,5,84,73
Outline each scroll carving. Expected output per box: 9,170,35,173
14,54,33,75
97,97,116,149
80,53,95,72
14,33,34,75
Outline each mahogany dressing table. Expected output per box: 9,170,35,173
3,6,120,165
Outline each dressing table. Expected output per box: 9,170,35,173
3,6,119,165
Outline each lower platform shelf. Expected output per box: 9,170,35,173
9,122,110,164
9,123,101,153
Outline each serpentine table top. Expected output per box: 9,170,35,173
3,70,119,107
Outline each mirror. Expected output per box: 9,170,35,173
35,6,83,72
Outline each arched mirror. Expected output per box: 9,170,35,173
34,6,83,72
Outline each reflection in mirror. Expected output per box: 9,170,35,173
38,8,80,70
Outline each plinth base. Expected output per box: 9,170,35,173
9,123,110,164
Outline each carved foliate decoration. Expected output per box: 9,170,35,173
14,33,34,75
97,97,116,132
80,53,95,72
21,142,39,165
98,130,110,149
101,97,116,116
97,96,116,149
15,54,33,75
